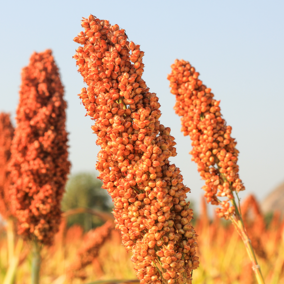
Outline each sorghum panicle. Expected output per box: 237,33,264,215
0,113,14,219
9,50,71,245
168,59,245,219
73,15,199,284
241,195,265,234
67,221,113,280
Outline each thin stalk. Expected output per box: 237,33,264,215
221,230,238,271
6,217,15,265
270,240,284,284
217,160,265,284
3,238,23,284
229,195,265,284
31,240,41,284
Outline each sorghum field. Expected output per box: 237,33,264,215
0,2,283,284
0,195,283,284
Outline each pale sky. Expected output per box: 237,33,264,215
0,0,283,209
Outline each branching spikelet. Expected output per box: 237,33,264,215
73,15,199,284
168,59,245,219
67,221,113,280
9,50,71,245
0,113,14,219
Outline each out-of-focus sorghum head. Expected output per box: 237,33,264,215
0,113,14,219
73,15,199,284
241,195,267,259
168,59,245,219
242,194,265,230
9,50,71,245
67,221,113,280
65,224,84,244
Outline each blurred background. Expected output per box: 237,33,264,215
0,0,283,215
1,1,284,283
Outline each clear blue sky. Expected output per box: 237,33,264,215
1,0,283,208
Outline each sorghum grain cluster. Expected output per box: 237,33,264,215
67,221,113,280
0,113,14,219
168,59,245,219
73,15,199,284
9,50,71,245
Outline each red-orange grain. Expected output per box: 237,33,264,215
0,113,14,219
168,59,245,219
73,15,199,284
9,50,70,245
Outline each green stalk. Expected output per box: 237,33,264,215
31,240,41,284
216,158,265,284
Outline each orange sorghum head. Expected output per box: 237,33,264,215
67,220,113,280
73,15,199,284
9,50,71,245
167,59,245,219
241,195,267,259
0,113,14,219
65,224,84,244
241,194,265,231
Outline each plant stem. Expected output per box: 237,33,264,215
7,217,15,265
216,158,265,283
3,238,23,284
31,240,41,284
230,196,265,284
